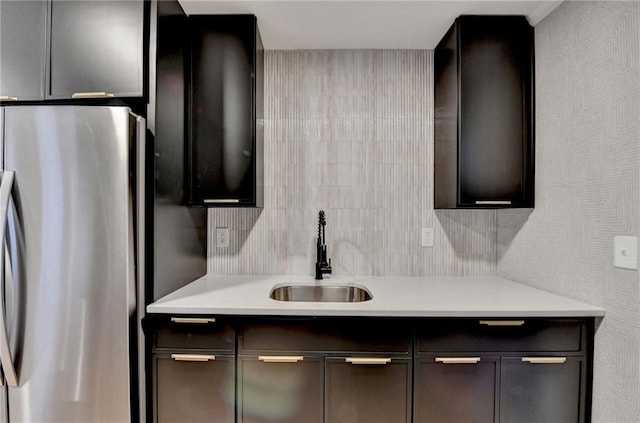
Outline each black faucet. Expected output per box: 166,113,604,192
315,210,332,279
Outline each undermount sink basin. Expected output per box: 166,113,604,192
269,284,373,303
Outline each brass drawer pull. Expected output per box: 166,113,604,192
475,200,512,205
522,357,567,364
204,199,240,204
170,317,216,324
71,91,114,98
479,320,525,326
435,357,481,364
0,96,18,101
345,358,391,365
258,356,304,363
171,354,216,362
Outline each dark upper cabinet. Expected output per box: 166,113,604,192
49,0,145,99
0,1,47,101
0,0,145,102
186,15,264,207
434,16,534,209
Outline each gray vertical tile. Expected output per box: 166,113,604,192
210,50,496,277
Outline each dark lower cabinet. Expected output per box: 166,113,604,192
414,356,497,423
154,354,235,423
500,357,584,423
325,357,411,423
150,317,592,423
151,316,236,423
238,355,323,423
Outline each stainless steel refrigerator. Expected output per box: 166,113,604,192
0,106,146,422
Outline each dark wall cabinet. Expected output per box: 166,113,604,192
49,0,145,98
150,316,593,423
186,15,264,207
434,16,534,209
0,0,144,102
0,0,48,101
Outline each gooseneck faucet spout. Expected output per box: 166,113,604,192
315,210,332,280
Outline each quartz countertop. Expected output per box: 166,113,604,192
146,275,605,317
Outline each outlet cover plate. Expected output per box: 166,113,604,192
421,228,434,247
614,236,637,270
216,227,229,248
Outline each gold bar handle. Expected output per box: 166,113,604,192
475,200,512,205
479,320,525,326
345,358,391,365
171,354,216,362
435,357,481,364
258,356,304,363
170,317,215,324
71,92,114,99
522,357,567,364
204,199,240,204
0,96,18,101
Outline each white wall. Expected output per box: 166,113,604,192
498,2,640,421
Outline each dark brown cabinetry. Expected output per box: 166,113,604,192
0,0,145,102
186,15,264,207
500,356,585,423
151,317,236,423
434,16,534,209
415,356,498,423
48,0,145,98
0,0,47,101
238,319,412,423
325,357,411,423
238,356,323,423
414,319,590,423
150,317,592,423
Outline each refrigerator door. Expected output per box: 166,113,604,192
3,106,134,422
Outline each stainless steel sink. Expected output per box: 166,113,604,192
269,284,373,303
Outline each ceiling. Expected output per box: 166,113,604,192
178,0,563,49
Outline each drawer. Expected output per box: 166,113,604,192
154,353,235,423
239,319,411,354
416,319,584,353
153,316,235,352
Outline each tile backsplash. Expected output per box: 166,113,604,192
208,50,496,277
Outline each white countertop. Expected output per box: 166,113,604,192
147,275,605,317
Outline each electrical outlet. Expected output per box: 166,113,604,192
614,236,637,270
216,227,229,248
421,228,434,247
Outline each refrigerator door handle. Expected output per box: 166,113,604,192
0,170,18,387
132,112,147,423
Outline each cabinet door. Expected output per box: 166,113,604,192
154,354,235,423
325,357,411,423
500,356,584,423
238,355,323,423
188,15,258,206
49,0,144,98
414,356,497,423
0,0,47,101
458,16,533,206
